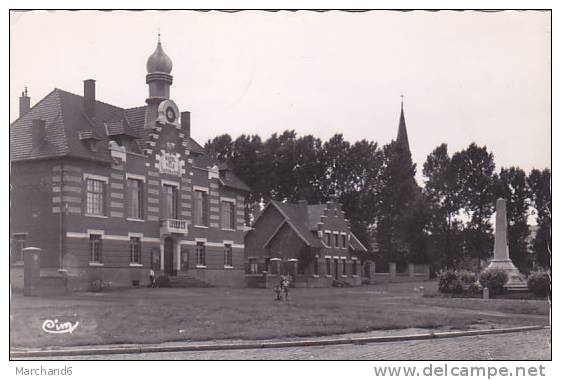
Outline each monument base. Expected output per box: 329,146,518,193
486,259,527,290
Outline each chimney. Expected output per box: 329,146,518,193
327,193,337,209
181,111,191,138
32,119,46,150
83,79,96,118
19,87,30,118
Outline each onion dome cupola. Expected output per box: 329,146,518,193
146,37,173,74
145,34,173,104
144,34,177,129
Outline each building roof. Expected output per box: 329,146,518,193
10,88,251,192
268,201,324,248
146,38,173,74
257,200,368,251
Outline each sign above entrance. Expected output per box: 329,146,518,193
156,149,185,177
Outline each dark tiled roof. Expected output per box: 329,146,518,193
307,204,327,230
10,89,67,161
260,201,368,251
220,174,251,193
10,88,250,192
270,201,324,248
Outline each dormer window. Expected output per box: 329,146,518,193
79,130,101,152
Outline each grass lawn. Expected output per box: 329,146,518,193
10,281,550,349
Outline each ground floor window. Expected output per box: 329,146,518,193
342,259,347,276
264,257,270,272
326,258,331,276
129,237,141,264
224,244,233,267
313,256,319,276
249,258,258,274
352,259,358,276
11,233,27,264
270,259,280,275
296,259,305,275
196,242,206,266
89,234,103,263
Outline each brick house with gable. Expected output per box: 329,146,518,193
244,198,368,287
10,37,250,290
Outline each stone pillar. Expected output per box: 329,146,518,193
408,263,415,277
175,240,181,272
494,198,509,261
159,241,165,271
486,198,527,289
23,247,42,296
389,262,396,278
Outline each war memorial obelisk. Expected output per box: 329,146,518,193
486,198,527,289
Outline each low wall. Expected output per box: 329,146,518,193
372,262,430,283
65,266,151,291
245,273,363,288
188,268,245,287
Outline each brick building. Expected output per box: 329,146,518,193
244,199,368,287
10,38,250,290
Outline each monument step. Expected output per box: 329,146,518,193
505,284,529,291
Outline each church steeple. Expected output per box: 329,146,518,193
396,95,410,154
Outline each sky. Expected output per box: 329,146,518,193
9,10,551,179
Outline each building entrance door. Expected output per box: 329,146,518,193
164,237,174,275
334,259,339,280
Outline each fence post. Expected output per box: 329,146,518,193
389,262,396,279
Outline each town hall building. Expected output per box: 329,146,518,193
10,37,250,290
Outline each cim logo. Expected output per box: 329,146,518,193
42,319,79,334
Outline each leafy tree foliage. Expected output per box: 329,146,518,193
205,131,548,273
527,168,551,269
495,167,531,273
451,143,496,268
376,140,423,265
422,144,463,269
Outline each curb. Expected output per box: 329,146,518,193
10,325,548,358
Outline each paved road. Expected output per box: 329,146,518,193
28,329,550,360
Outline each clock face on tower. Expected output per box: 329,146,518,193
165,107,176,123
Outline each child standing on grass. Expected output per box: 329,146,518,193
274,283,282,301
149,269,155,288
282,276,290,300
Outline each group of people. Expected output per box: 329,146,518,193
274,275,291,301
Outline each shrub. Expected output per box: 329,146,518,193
458,270,480,293
458,270,477,286
479,269,508,296
154,275,171,288
527,271,550,298
437,270,463,294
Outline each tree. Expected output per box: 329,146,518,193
495,167,531,273
422,144,463,269
450,143,496,268
205,134,233,162
319,134,351,199
376,140,422,265
527,168,551,269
